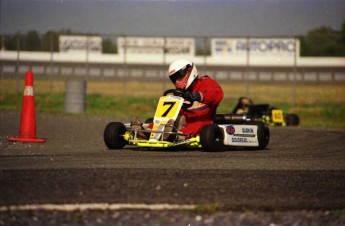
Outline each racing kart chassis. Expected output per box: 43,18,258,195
104,90,270,152
233,97,300,126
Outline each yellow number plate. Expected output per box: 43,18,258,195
154,96,183,121
150,95,184,141
271,109,284,123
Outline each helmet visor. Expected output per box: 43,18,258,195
169,64,192,84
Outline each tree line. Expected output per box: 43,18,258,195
1,22,344,56
0,29,117,54
299,21,345,56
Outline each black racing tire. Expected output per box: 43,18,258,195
200,124,224,152
285,113,300,126
103,122,127,150
257,122,270,150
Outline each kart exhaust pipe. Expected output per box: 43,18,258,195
213,114,249,124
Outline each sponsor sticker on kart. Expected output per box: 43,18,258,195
226,125,235,135
221,125,259,146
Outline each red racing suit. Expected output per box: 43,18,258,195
180,75,224,137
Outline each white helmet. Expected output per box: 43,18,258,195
168,58,198,90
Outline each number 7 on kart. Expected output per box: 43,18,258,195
154,96,184,121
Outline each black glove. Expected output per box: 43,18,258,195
183,91,201,103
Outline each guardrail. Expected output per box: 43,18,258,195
1,60,344,83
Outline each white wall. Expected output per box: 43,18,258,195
1,50,344,67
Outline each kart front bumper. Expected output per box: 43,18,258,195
128,136,202,148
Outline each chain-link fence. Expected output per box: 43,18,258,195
1,33,344,106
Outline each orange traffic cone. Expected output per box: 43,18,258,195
8,70,46,143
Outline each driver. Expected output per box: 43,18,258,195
168,58,224,140
232,97,254,114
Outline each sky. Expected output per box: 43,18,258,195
1,0,345,37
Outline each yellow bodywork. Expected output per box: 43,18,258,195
126,135,202,149
268,109,287,126
122,95,203,149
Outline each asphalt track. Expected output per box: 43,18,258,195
0,110,345,225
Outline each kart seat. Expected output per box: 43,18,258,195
248,104,269,118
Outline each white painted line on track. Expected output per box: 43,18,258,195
0,203,197,212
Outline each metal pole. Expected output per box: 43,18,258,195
0,36,4,88
204,36,207,66
123,35,127,97
16,33,20,94
86,35,90,77
163,37,166,94
1,36,4,51
245,37,250,97
292,37,297,106
163,36,166,66
49,33,54,94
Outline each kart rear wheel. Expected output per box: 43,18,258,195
255,122,270,150
200,124,224,152
285,113,300,126
244,122,270,150
104,122,127,150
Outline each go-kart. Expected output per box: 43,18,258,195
104,90,270,152
232,97,300,126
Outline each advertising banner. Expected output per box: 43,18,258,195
211,38,297,56
59,35,102,53
118,37,194,55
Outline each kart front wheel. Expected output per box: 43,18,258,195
104,122,127,150
200,124,224,152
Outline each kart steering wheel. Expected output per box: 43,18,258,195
163,89,193,109
163,89,184,97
